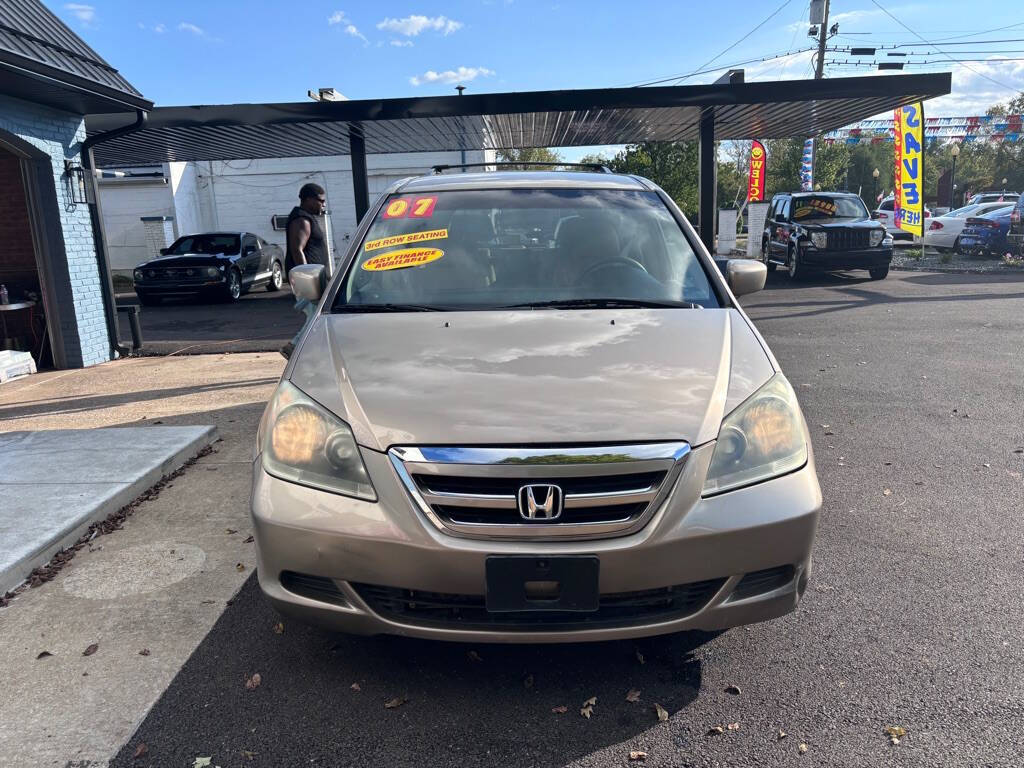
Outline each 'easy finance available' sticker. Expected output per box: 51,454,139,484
361,247,444,272
363,228,448,252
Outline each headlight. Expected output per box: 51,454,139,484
870,230,885,247
205,267,220,277
260,381,376,500
703,374,807,496
133,269,143,281
810,232,828,249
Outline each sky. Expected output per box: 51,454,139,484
50,0,1024,161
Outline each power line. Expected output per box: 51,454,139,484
626,46,815,88
633,0,794,87
868,0,1021,92
828,57,1024,66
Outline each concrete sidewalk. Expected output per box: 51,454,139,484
0,353,283,767
0,426,217,594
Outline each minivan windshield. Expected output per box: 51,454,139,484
165,234,240,256
335,188,719,311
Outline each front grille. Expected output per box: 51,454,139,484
826,229,870,250
280,571,349,607
390,444,688,540
730,565,795,601
353,578,725,631
145,267,210,282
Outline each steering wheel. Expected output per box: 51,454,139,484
577,256,648,285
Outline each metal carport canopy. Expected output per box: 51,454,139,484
86,72,951,249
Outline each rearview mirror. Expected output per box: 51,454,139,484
726,259,767,297
289,264,325,302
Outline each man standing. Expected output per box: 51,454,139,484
281,182,328,359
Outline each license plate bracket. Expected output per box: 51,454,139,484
485,555,599,613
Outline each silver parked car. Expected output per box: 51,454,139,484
252,170,821,643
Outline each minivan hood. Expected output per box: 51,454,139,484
290,308,775,451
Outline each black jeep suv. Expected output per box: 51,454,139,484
762,192,893,280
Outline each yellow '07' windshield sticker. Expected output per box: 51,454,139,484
363,228,448,252
362,247,444,272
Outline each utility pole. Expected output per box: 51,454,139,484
814,0,831,80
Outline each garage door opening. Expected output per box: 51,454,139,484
0,145,54,368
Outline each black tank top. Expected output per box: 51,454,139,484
284,206,327,274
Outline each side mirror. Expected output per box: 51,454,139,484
289,264,325,302
243,245,256,256
159,247,169,256
726,259,767,297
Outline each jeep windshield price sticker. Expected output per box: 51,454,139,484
381,195,438,219
894,102,925,237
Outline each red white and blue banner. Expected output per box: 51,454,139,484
799,139,814,191
822,114,1023,145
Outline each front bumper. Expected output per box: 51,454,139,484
135,278,226,295
800,246,892,270
251,442,821,643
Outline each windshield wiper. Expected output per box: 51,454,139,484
333,303,452,313
499,298,701,310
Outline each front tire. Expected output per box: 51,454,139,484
266,261,284,292
222,268,242,302
761,240,777,271
869,265,890,280
787,245,803,280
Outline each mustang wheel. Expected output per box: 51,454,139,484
223,269,242,302
266,261,283,292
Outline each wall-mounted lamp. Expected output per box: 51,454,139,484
63,160,93,205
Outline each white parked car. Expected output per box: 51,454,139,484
923,202,1013,252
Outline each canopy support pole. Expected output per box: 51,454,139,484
698,106,716,254
349,127,369,223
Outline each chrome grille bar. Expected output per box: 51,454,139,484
390,442,690,541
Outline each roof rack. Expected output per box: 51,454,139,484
430,161,613,175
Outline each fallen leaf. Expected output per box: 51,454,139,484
725,684,742,696
777,729,788,740
581,704,594,719
236,563,246,572
384,696,407,709
799,743,808,755
655,703,669,722
139,648,150,656
727,722,740,731
581,696,597,719
245,673,262,690
885,725,906,744
635,648,645,665
583,696,597,706
272,622,284,635
467,650,483,662
193,759,212,768
883,488,893,496
36,651,52,659
83,643,98,657
133,742,148,758
241,751,256,761
552,705,568,714
626,689,641,703
524,674,534,689
707,726,724,736
226,528,238,535
350,682,361,691
629,751,647,761
243,535,255,543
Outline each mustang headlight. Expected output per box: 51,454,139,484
703,374,808,496
133,269,144,281
810,232,828,249
260,381,375,500
870,229,885,247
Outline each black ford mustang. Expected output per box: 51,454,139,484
133,232,285,305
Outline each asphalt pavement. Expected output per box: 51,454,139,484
108,270,1024,768
116,287,302,356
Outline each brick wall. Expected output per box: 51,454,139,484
0,94,110,367
0,152,35,274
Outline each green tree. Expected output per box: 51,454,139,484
986,90,1024,117
495,147,563,169
581,142,700,218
